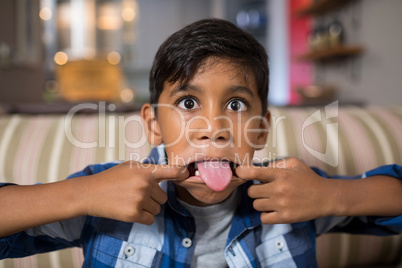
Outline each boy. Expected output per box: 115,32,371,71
1,18,402,267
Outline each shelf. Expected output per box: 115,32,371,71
296,0,357,17
297,45,364,62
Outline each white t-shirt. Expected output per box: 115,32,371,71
178,189,241,268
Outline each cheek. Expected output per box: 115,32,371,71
233,116,263,149
158,109,186,145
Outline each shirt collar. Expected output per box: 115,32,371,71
229,181,262,240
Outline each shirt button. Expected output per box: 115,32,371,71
124,246,135,257
275,240,284,250
182,238,192,248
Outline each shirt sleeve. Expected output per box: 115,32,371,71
0,183,16,188
0,162,119,259
313,164,402,236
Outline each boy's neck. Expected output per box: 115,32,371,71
175,184,212,207
178,188,240,214
174,184,238,207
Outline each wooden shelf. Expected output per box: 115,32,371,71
297,45,364,62
296,0,357,17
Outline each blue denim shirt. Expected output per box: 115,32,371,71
1,146,402,267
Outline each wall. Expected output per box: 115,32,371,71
267,0,290,106
0,0,45,104
314,0,402,105
1,0,401,105
288,0,312,104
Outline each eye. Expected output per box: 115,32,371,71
227,99,247,111
177,97,199,110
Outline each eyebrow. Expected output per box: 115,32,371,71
169,84,201,98
169,84,255,98
228,86,255,98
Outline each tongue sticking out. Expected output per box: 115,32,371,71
197,161,233,192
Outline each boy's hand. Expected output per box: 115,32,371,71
77,161,188,225
236,158,334,225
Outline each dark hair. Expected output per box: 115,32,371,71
149,18,269,114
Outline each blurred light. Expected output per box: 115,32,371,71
54,51,68,65
97,3,122,30
107,51,121,65
236,11,249,29
120,88,135,103
122,7,136,22
40,7,52,21
97,16,122,30
248,10,260,29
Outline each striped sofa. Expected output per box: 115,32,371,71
0,104,401,267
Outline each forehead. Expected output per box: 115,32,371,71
164,57,258,95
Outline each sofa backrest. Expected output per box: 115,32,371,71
0,105,401,267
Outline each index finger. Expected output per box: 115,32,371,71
235,165,277,183
148,164,189,183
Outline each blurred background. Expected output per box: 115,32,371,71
0,0,401,112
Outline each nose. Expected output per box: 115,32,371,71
188,110,232,145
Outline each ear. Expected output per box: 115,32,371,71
141,103,163,146
255,110,271,150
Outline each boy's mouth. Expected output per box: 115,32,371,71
186,160,239,192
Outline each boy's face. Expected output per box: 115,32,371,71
142,58,270,206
